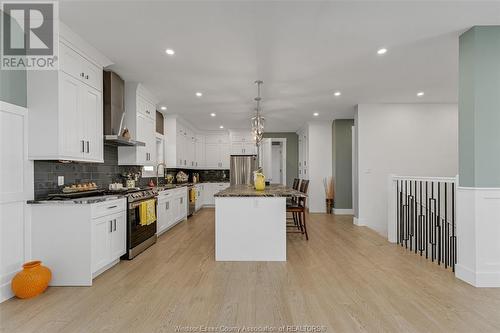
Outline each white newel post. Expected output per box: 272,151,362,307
387,174,397,243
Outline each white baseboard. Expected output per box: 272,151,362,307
456,264,500,287
1,281,14,303
353,217,367,226
333,208,353,215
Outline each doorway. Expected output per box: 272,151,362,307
271,143,283,184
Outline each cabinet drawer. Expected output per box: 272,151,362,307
91,198,126,218
59,42,102,92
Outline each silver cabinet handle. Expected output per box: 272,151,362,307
166,202,169,210
109,220,113,232
81,140,85,153
86,141,90,153
113,219,116,231
107,205,117,209
80,72,84,77
85,75,89,80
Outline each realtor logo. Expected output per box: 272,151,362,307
1,1,58,70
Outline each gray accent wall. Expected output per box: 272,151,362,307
0,10,27,107
459,26,500,187
332,119,354,209
263,132,298,187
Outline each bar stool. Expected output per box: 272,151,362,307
286,179,309,240
287,178,301,228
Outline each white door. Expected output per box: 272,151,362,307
259,138,272,181
110,212,126,260
91,216,111,273
145,116,156,165
157,199,166,233
271,145,282,184
220,144,230,168
205,144,219,168
59,72,83,158
136,114,149,165
81,85,102,161
0,103,32,302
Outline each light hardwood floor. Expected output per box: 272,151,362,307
2,209,500,333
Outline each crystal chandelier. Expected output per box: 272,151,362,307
251,80,265,145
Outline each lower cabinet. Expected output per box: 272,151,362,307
201,183,230,206
91,210,126,274
31,198,127,286
157,187,188,236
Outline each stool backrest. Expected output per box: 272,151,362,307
292,178,300,190
298,180,309,206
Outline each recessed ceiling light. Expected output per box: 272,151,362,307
334,91,341,97
196,92,203,97
210,113,216,117
313,112,319,117
160,106,167,111
165,48,175,55
377,48,387,55
219,125,224,129
417,91,425,97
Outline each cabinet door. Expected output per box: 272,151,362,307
81,59,102,92
60,72,84,159
136,114,149,165
220,144,230,169
59,42,83,81
205,144,219,168
157,199,168,234
180,194,187,218
145,116,156,165
110,212,126,260
231,143,243,155
242,143,256,155
195,136,204,168
81,85,103,161
92,216,112,273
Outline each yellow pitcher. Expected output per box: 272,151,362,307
254,172,266,191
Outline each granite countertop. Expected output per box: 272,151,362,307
214,184,306,198
28,195,124,205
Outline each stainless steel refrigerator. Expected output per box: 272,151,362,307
230,155,258,185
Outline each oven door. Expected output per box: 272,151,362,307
128,198,158,249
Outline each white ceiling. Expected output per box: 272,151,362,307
60,1,500,132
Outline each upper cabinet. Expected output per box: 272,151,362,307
229,130,257,155
165,115,229,169
27,24,112,162
297,127,309,179
117,83,157,166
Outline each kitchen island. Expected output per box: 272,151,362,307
214,184,305,261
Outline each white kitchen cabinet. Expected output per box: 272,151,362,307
118,83,158,166
28,39,107,162
157,187,188,236
231,142,257,155
297,127,309,179
194,135,205,168
31,198,126,286
205,143,230,169
203,183,230,206
195,184,204,211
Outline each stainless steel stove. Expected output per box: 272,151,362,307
115,187,159,260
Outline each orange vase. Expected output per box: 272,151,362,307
11,261,51,299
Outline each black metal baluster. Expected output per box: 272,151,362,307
452,182,456,271
409,181,413,252
397,180,400,245
444,183,448,269
437,182,441,266
405,180,409,248
425,181,429,259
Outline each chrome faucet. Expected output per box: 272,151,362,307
155,162,167,187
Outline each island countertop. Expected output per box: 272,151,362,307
214,184,306,198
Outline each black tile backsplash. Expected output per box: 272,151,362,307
33,145,231,199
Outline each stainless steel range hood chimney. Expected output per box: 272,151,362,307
103,71,145,147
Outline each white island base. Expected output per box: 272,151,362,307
215,197,286,261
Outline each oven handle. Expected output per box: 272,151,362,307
129,198,157,210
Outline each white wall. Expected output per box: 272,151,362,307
308,121,333,213
355,104,458,236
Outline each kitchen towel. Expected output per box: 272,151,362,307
139,199,156,226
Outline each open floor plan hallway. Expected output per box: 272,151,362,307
2,209,500,333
